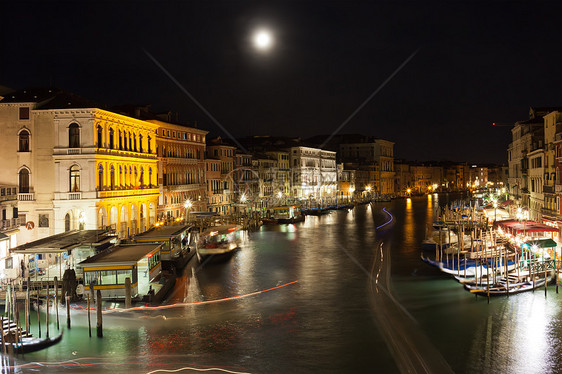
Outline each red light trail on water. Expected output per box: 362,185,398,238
69,280,299,314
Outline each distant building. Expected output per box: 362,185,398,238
339,139,395,195
508,108,547,205
289,146,337,199
206,137,236,214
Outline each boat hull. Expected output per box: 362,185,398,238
11,333,63,354
421,254,517,278
463,277,549,296
276,215,305,224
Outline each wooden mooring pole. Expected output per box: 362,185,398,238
125,277,132,309
46,287,50,338
54,276,60,330
37,284,41,338
87,294,91,338
66,295,71,329
0,314,6,355
25,278,30,335
96,290,103,338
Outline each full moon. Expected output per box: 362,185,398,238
253,30,273,51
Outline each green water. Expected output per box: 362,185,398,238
6,195,562,373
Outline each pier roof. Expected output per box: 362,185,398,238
79,244,162,267
11,230,113,254
135,225,190,241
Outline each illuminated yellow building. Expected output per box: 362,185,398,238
0,88,160,244
92,110,160,238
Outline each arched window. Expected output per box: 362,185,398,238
110,165,115,190
147,136,152,154
149,168,153,187
98,165,104,190
140,167,144,187
19,130,30,152
139,134,143,153
97,126,103,147
109,128,115,149
69,165,80,192
64,213,71,232
133,134,137,152
19,169,29,193
69,123,80,148
118,130,123,150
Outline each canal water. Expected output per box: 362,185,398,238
9,194,562,373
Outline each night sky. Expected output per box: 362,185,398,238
2,1,562,164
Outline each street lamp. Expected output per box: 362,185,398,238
184,200,192,223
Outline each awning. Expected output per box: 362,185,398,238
501,200,514,207
494,219,560,235
522,238,558,249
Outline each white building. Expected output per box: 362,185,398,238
289,146,337,199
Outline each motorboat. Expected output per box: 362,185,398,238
196,225,241,262
271,205,305,224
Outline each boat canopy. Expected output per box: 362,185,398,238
494,219,559,235
521,238,558,249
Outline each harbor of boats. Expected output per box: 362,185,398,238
420,194,561,298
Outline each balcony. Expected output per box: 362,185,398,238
165,184,205,192
67,148,81,155
97,187,159,199
1,218,20,232
96,148,157,160
544,185,555,194
541,207,561,222
68,192,82,200
18,193,34,201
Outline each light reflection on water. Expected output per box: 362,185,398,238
12,196,562,373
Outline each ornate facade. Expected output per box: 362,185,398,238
0,88,160,244
150,119,207,220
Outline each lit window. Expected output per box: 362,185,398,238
69,165,80,192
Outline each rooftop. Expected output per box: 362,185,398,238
135,225,190,240
80,244,162,266
0,87,101,109
12,230,113,254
